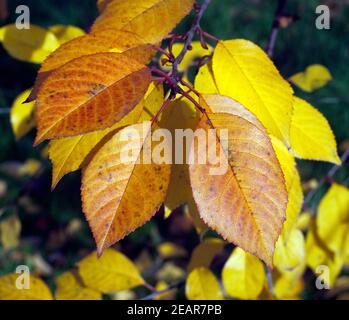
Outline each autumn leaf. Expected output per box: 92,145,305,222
0,215,21,250
10,89,35,140
317,183,349,256
81,121,171,254
210,39,294,144
222,248,265,300
274,228,305,273
271,136,303,240
49,83,163,188
306,224,343,287
189,94,287,266
48,25,86,45
290,97,340,164
34,52,152,144
92,0,194,44
289,64,332,92
0,274,53,300
187,238,225,272
0,24,60,63
161,98,201,219
158,242,187,259
28,29,155,102
79,249,144,293
186,267,224,300
194,61,219,94
273,265,305,300
55,271,102,300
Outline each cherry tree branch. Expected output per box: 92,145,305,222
266,0,287,58
150,0,212,121
172,0,211,78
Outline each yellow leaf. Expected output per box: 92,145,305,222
10,89,35,140
317,183,349,256
34,52,152,144
49,83,163,188
274,264,305,300
290,97,340,164
0,24,59,63
306,225,343,287
296,212,312,231
289,64,332,92
190,94,287,266
158,242,187,259
19,159,41,176
81,122,171,254
92,0,194,44
188,238,225,272
271,136,303,240
194,62,219,94
211,40,294,144
163,41,212,72
156,262,186,283
186,267,224,300
0,215,21,250
48,25,86,45
161,99,201,218
274,228,305,273
222,248,265,300
55,271,102,300
78,249,144,293
0,273,52,300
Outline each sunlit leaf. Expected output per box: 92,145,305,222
10,89,35,140
0,24,59,63
289,64,332,92
189,94,287,266
34,52,152,144
222,248,265,300
0,274,52,300
92,0,194,44
290,97,340,164
79,249,144,293
186,267,224,300
211,40,294,144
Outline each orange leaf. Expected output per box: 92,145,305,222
189,95,287,266
91,0,194,44
81,122,171,255
34,52,152,144
28,29,154,102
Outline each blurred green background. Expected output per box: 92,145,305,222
0,0,348,294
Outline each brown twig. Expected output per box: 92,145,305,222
171,0,211,79
141,280,185,300
150,0,213,123
266,0,287,58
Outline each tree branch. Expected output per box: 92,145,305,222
172,0,211,78
141,281,184,300
266,0,287,58
150,0,213,121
